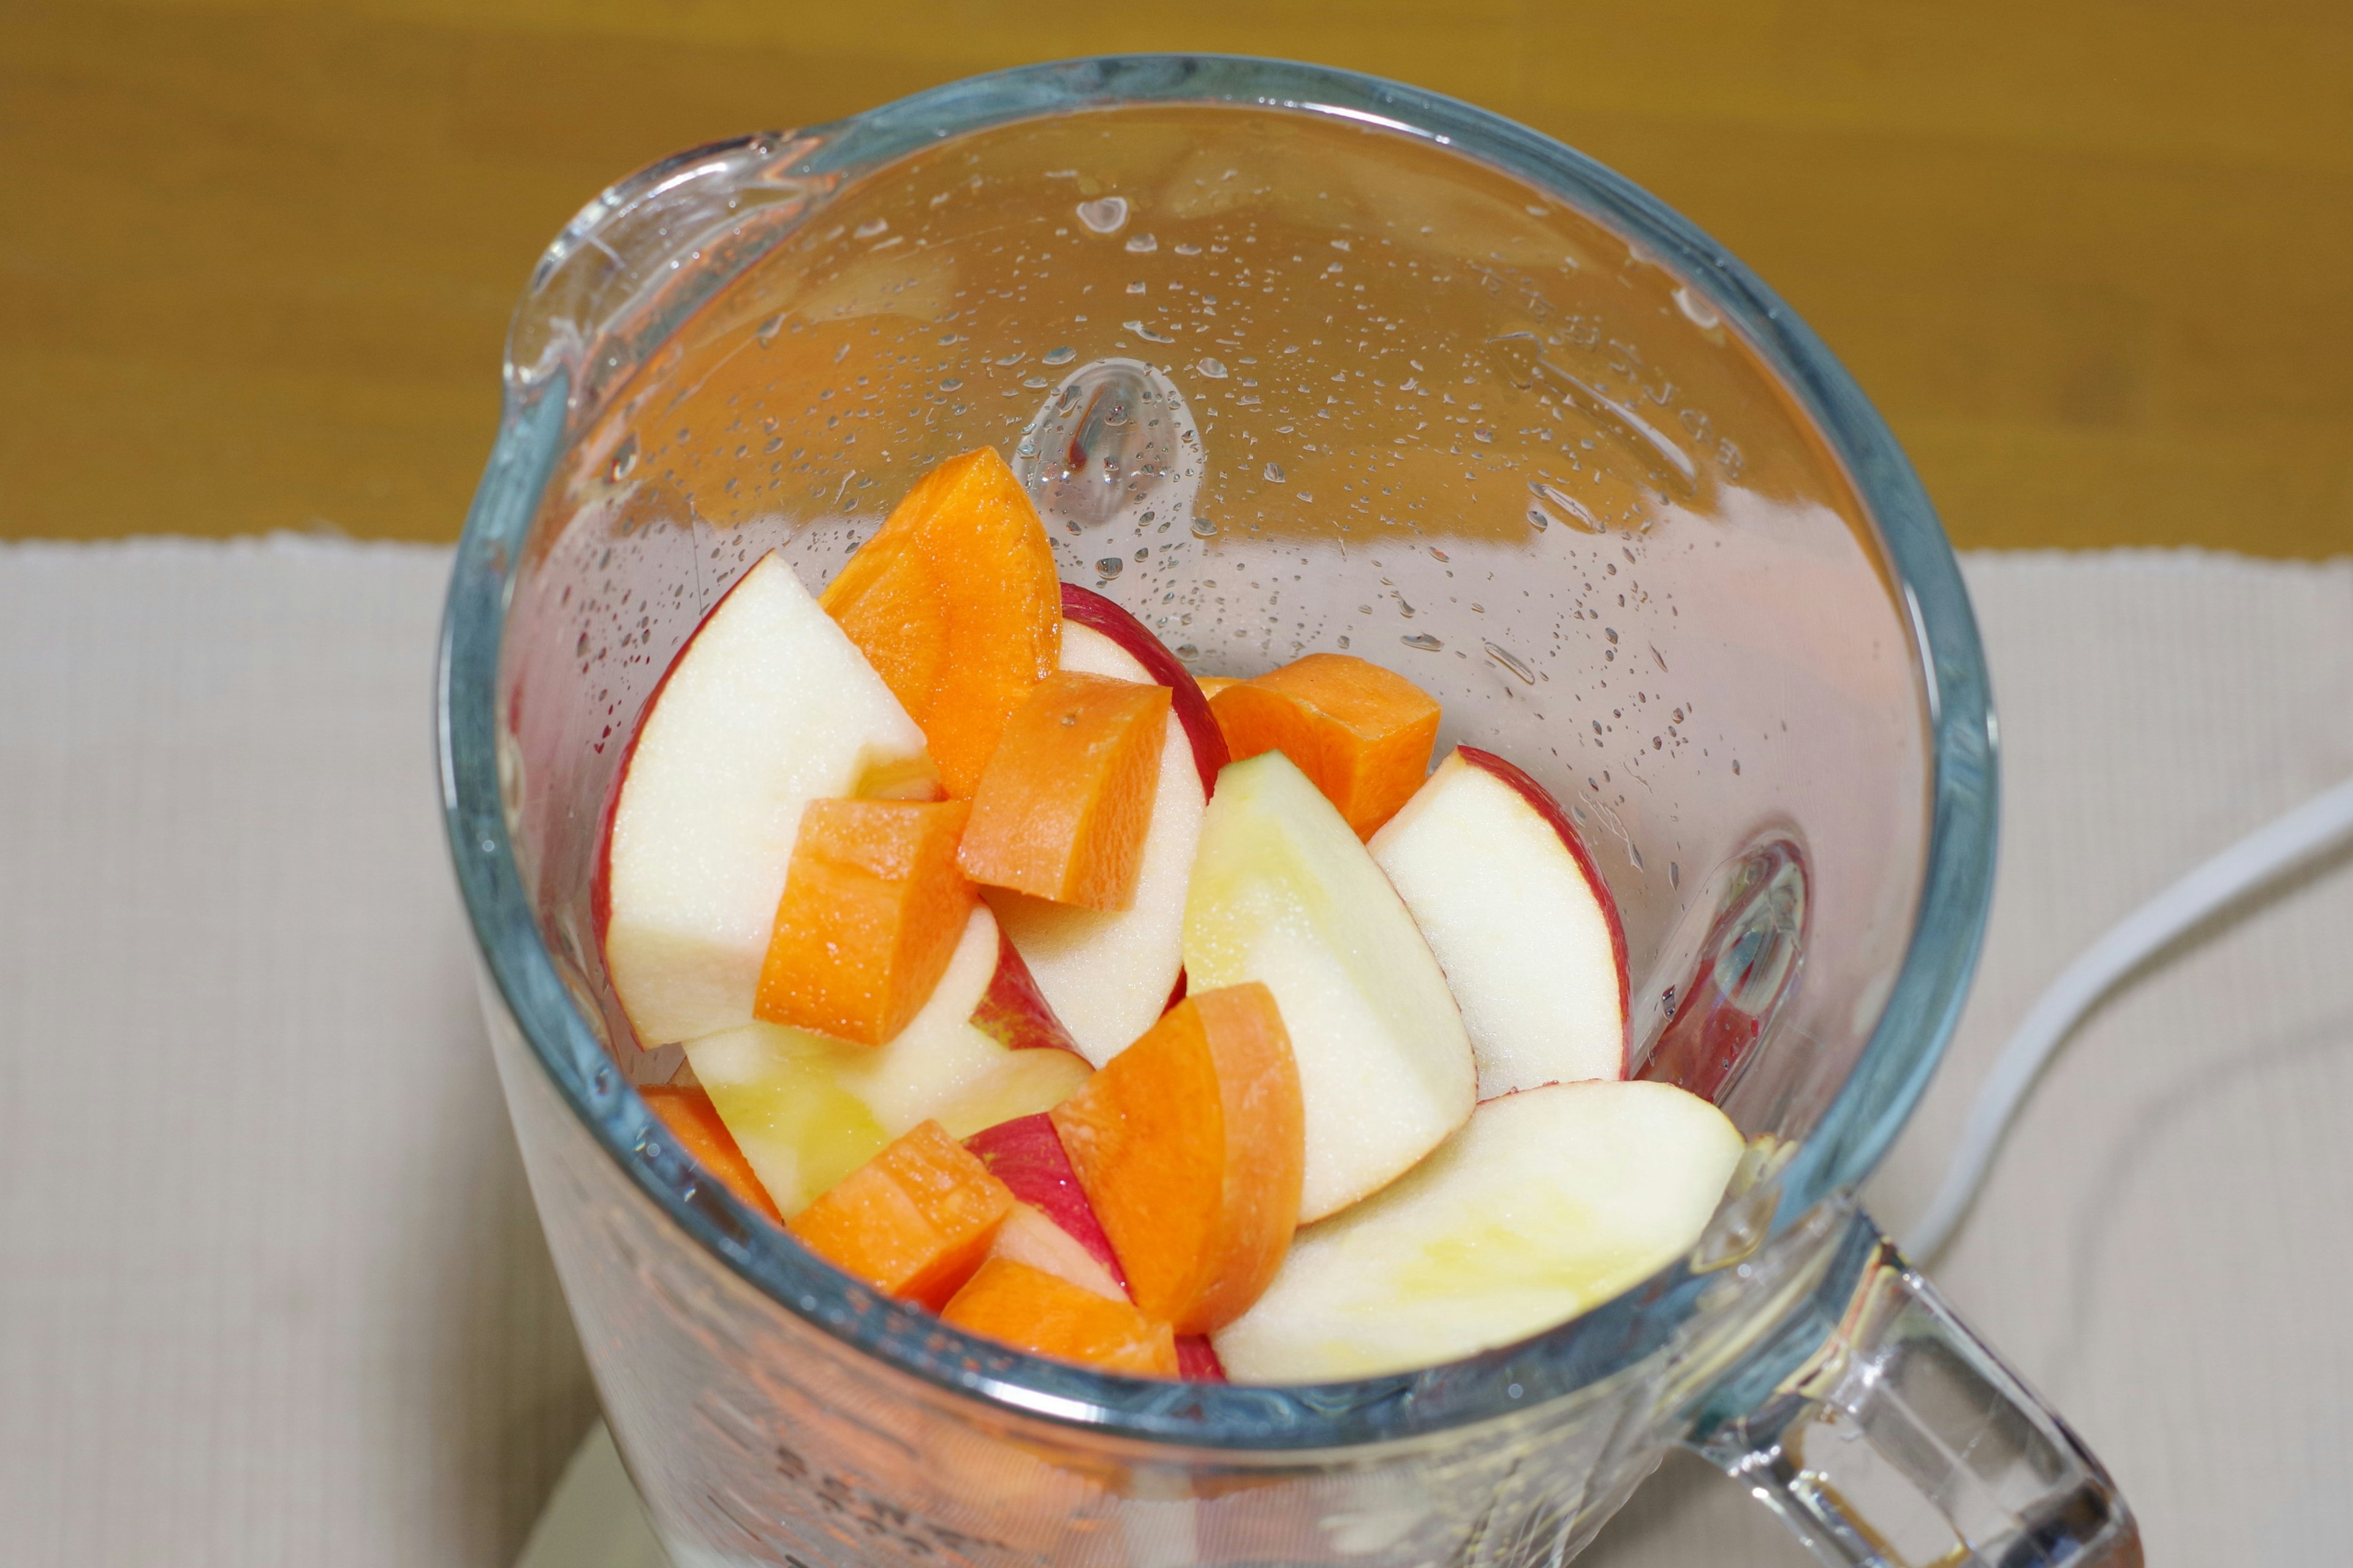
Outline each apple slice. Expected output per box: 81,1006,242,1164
1212,1080,1743,1382
687,906,1091,1216
1368,748,1630,1098
964,1112,1127,1292
1184,751,1476,1222
987,593,1222,1066
983,1203,1126,1301
599,551,935,1048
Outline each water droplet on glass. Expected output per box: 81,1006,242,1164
1484,641,1535,683
755,314,784,347
1673,285,1722,330
1191,516,1218,538
1264,462,1286,483
575,632,591,657
1175,643,1199,661
1042,346,1076,366
593,1068,613,1096
1124,232,1158,253
1474,426,1495,443
1529,480,1602,532
1096,558,1123,578
1196,357,1228,379
1076,196,1129,234
607,434,638,482
854,218,889,240
1400,632,1444,653
1123,319,1175,344
1173,242,1202,256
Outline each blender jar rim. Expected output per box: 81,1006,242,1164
438,51,1998,1450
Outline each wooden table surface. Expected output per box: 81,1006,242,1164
6,0,2350,556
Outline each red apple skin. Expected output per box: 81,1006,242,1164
1059,583,1229,798
964,1113,1128,1293
1452,747,1632,1034
1175,1335,1228,1382
969,923,1087,1055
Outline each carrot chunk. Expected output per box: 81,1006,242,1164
1049,983,1303,1334
819,449,1062,797
941,1257,1179,1376
786,1120,1015,1308
958,672,1171,911
642,1085,784,1225
1207,653,1441,836
1194,675,1241,701
755,798,975,1046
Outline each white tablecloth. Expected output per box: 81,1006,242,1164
2,539,2347,1567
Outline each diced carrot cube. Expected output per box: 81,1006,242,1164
786,1120,1015,1308
958,672,1171,911
642,1084,784,1225
1207,653,1441,836
1049,983,1303,1334
941,1257,1178,1376
820,449,1063,797
755,798,975,1046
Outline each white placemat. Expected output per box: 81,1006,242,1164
1,538,2346,1567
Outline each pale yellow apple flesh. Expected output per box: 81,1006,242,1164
602,551,934,1047
1213,1080,1743,1382
1370,750,1627,1097
1183,751,1476,1222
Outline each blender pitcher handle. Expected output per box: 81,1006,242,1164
1684,1205,2142,1567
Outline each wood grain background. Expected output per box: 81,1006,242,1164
6,0,2349,555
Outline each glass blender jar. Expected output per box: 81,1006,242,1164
439,55,2139,1568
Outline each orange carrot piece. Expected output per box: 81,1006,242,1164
1194,675,1241,700
819,449,1062,797
643,1085,785,1225
958,672,1171,911
755,798,975,1046
941,1257,1179,1376
786,1120,1015,1309
1049,983,1303,1334
1207,653,1441,836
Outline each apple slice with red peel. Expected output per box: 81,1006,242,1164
1368,747,1630,1099
1212,1080,1743,1382
964,1112,1127,1293
685,906,1091,1216
599,551,936,1048
1058,585,1228,795
988,591,1223,1066
985,1203,1126,1301
1184,751,1476,1222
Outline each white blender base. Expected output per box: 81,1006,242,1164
517,1422,669,1568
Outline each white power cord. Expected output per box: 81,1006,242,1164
1906,773,2353,1263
